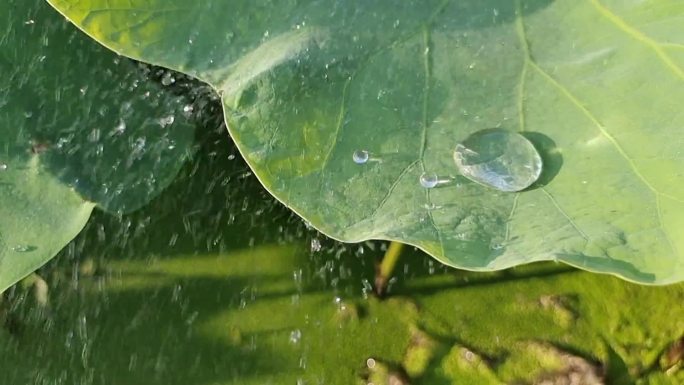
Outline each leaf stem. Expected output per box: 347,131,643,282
375,241,405,297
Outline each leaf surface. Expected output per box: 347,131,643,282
47,0,684,283
0,0,195,292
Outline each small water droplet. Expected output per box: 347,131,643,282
0,164,7,171
419,172,440,189
132,137,146,152
353,150,370,164
88,128,100,142
161,73,175,86
453,129,542,192
182,104,194,114
158,115,175,127
12,245,36,253
289,329,302,344
310,238,322,252
418,173,455,189
113,120,126,135
464,350,476,362
24,20,35,25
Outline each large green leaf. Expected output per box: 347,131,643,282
46,0,684,284
0,0,195,292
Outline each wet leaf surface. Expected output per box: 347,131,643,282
47,0,684,283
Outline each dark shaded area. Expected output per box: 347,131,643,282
558,254,656,284
393,263,578,297
522,131,563,189
604,340,634,385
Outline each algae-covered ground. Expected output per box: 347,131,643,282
1,105,682,385
1,238,682,385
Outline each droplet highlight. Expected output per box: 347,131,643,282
289,329,302,344
453,129,542,192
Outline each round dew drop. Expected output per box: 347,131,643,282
453,129,542,192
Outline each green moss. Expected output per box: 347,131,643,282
440,345,501,385
1,244,682,384
403,327,439,377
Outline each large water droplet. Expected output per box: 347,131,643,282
352,150,370,164
453,129,542,192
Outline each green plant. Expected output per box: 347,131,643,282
0,0,195,292
51,0,684,283
2,0,684,292
2,3,684,382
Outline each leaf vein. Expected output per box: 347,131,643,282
541,189,590,241
588,0,684,80
419,26,445,257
